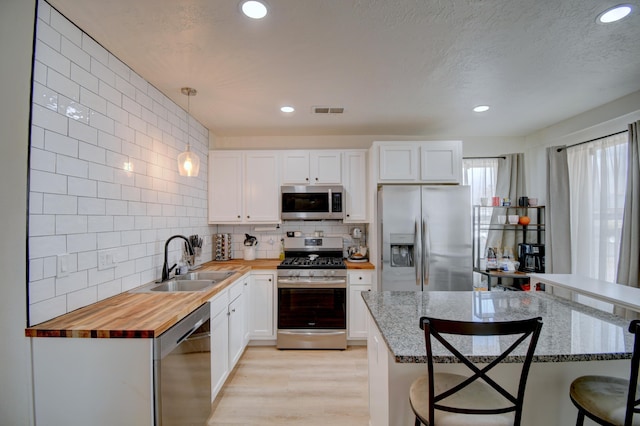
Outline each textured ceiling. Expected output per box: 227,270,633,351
45,0,640,138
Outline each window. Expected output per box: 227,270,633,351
463,158,499,206
567,133,628,284
463,158,499,285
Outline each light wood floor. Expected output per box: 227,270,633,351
208,345,369,425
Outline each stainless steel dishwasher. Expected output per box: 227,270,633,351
154,302,211,426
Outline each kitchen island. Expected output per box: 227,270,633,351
363,290,635,426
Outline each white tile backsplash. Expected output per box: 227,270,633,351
35,40,70,77
43,194,77,214
44,130,77,157
30,170,67,194
62,38,90,70
56,215,88,235
29,0,213,325
49,7,81,46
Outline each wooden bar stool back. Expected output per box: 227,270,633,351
570,319,640,426
410,316,543,426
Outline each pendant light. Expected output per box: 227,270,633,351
177,87,200,177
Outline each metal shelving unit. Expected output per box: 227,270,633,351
472,205,545,290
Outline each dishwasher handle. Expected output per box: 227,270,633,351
176,317,206,345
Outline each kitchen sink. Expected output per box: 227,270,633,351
148,280,221,292
174,271,236,281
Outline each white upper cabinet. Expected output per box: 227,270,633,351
419,140,462,183
208,151,280,224
377,143,419,181
244,152,280,222
343,150,368,223
375,141,463,184
282,151,342,185
209,151,244,223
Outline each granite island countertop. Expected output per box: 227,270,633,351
362,290,635,364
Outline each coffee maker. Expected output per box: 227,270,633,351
518,243,545,273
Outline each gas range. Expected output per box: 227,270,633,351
276,236,348,350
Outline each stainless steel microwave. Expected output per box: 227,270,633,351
281,185,345,220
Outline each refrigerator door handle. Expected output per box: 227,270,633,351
423,218,430,286
415,219,421,288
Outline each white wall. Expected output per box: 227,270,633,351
28,1,213,325
0,1,36,424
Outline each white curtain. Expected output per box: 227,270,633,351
616,122,640,319
567,133,628,283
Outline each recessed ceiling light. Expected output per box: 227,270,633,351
597,4,632,23
473,105,490,113
280,106,295,113
241,1,268,19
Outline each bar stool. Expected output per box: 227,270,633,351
569,319,640,426
409,316,543,426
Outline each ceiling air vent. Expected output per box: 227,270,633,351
313,106,345,114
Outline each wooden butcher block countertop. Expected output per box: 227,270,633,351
25,258,375,339
25,264,250,339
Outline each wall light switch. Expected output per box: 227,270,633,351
57,254,70,278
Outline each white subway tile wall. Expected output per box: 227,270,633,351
28,1,213,325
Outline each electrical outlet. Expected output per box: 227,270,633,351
203,235,211,246
98,249,118,270
57,254,70,278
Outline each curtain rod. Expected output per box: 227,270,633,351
463,156,506,160
556,130,628,152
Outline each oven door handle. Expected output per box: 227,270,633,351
277,280,346,288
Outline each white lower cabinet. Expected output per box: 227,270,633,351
228,282,245,367
348,270,373,340
209,275,249,401
248,271,276,339
210,293,230,399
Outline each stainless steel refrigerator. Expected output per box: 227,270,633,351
378,185,472,291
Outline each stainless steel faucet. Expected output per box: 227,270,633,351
161,235,195,282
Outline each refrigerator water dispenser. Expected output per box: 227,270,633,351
390,234,414,267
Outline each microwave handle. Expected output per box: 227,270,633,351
328,188,332,213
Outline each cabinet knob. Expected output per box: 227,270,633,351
305,177,309,181
359,276,362,280
346,214,350,217
231,308,236,313
315,177,319,181
237,215,241,219
247,215,250,219
268,278,272,282
244,282,247,286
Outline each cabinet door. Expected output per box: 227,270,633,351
282,151,311,184
248,272,275,339
209,151,243,223
343,150,368,222
378,144,419,181
228,293,245,368
348,284,371,339
419,140,462,183
210,305,229,399
311,151,342,184
244,152,280,222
